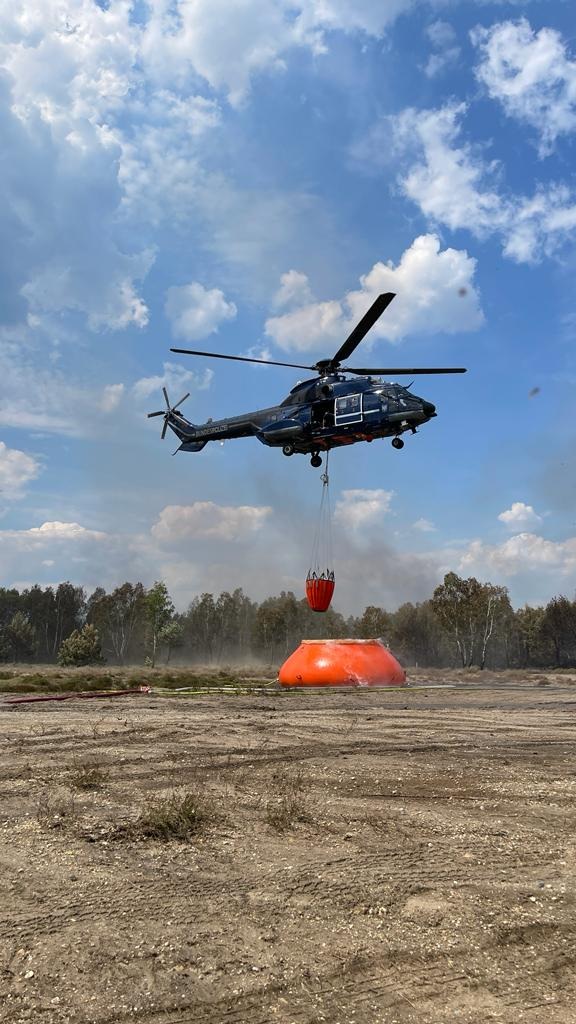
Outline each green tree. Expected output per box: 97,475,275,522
145,581,175,667
354,605,393,641
51,582,85,657
21,585,56,661
88,582,147,663
58,624,104,666
184,593,217,661
159,621,185,664
431,573,481,667
431,572,511,669
515,605,552,667
6,612,37,662
391,601,446,667
541,596,576,667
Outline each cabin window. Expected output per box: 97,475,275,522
335,394,362,425
362,393,381,415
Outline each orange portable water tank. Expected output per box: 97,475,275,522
278,638,406,687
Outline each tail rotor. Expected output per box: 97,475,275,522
147,387,191,439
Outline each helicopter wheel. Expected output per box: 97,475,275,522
282,444,295,457
310,453,322,468
391,437,404,450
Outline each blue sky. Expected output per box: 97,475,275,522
1,0,575,614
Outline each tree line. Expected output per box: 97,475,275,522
0,572,575,669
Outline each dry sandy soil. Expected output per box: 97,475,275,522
1,677,576,1023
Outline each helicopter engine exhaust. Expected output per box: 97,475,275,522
257,418,305,446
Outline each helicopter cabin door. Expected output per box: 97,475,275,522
334,393,363,426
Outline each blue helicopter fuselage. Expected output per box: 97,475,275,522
165,373,436,458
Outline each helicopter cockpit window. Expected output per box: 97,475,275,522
335,394,362,425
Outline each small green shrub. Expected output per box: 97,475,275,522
69,763,108,791
133,789,212,841
265,771,313,832
36,789,77,829
58,625,105,667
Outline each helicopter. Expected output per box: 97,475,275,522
148,292,466,468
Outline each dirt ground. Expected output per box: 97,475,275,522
1,677,576,1024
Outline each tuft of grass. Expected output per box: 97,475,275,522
132,788,212,841
36,788,77,829
69,762,108,791
265,770,313,832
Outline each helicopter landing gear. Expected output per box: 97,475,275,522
282,444,295,456
310,453,322,468
391,436,404,450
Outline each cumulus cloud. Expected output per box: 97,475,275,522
165,282,237,342
273,270,315,311
424,20,460,78
0,521,107,551
133,362,213,403
151,502,272,542
0,326,129,435
334,489,395,531
393,102,576,262
413,517,436,532
0,442,41,499
498,502,543,529
141,0,457,106
472,19,576,156
0,517,158,597
99,384,125,414
0,24,153,333
459,532,576,577
265,234,483,352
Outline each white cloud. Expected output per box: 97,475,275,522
0,521,108,548
0,517,156,597
394,103,576,262
424,20,460,78
413,517,436,532
472,19,576,156
151,502,272,542
165,282,237,341
394,103,507,234
0,3,154,333
99,384,125,413
0,328,99,435
133,361,213,403
427,20,457,49
0,442,41,499
141,0,320,107
265,234,483,352
497,501,543,529
242,344,273,362
334,489,395,531
273,270,315,311
459,532,576,577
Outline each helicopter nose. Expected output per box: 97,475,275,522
422,401,436,417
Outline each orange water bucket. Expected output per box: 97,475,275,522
305,575,335,612
278,638,406,687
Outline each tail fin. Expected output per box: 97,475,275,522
174,438,207,453
148,389,197,445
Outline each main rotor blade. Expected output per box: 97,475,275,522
172,392,190,410
170,347,313,371
331,292,395,366
345,367,467,375
147,410,165,418
162,386,170,408
161,417,168,440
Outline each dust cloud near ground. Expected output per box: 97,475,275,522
1,678,576,1023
